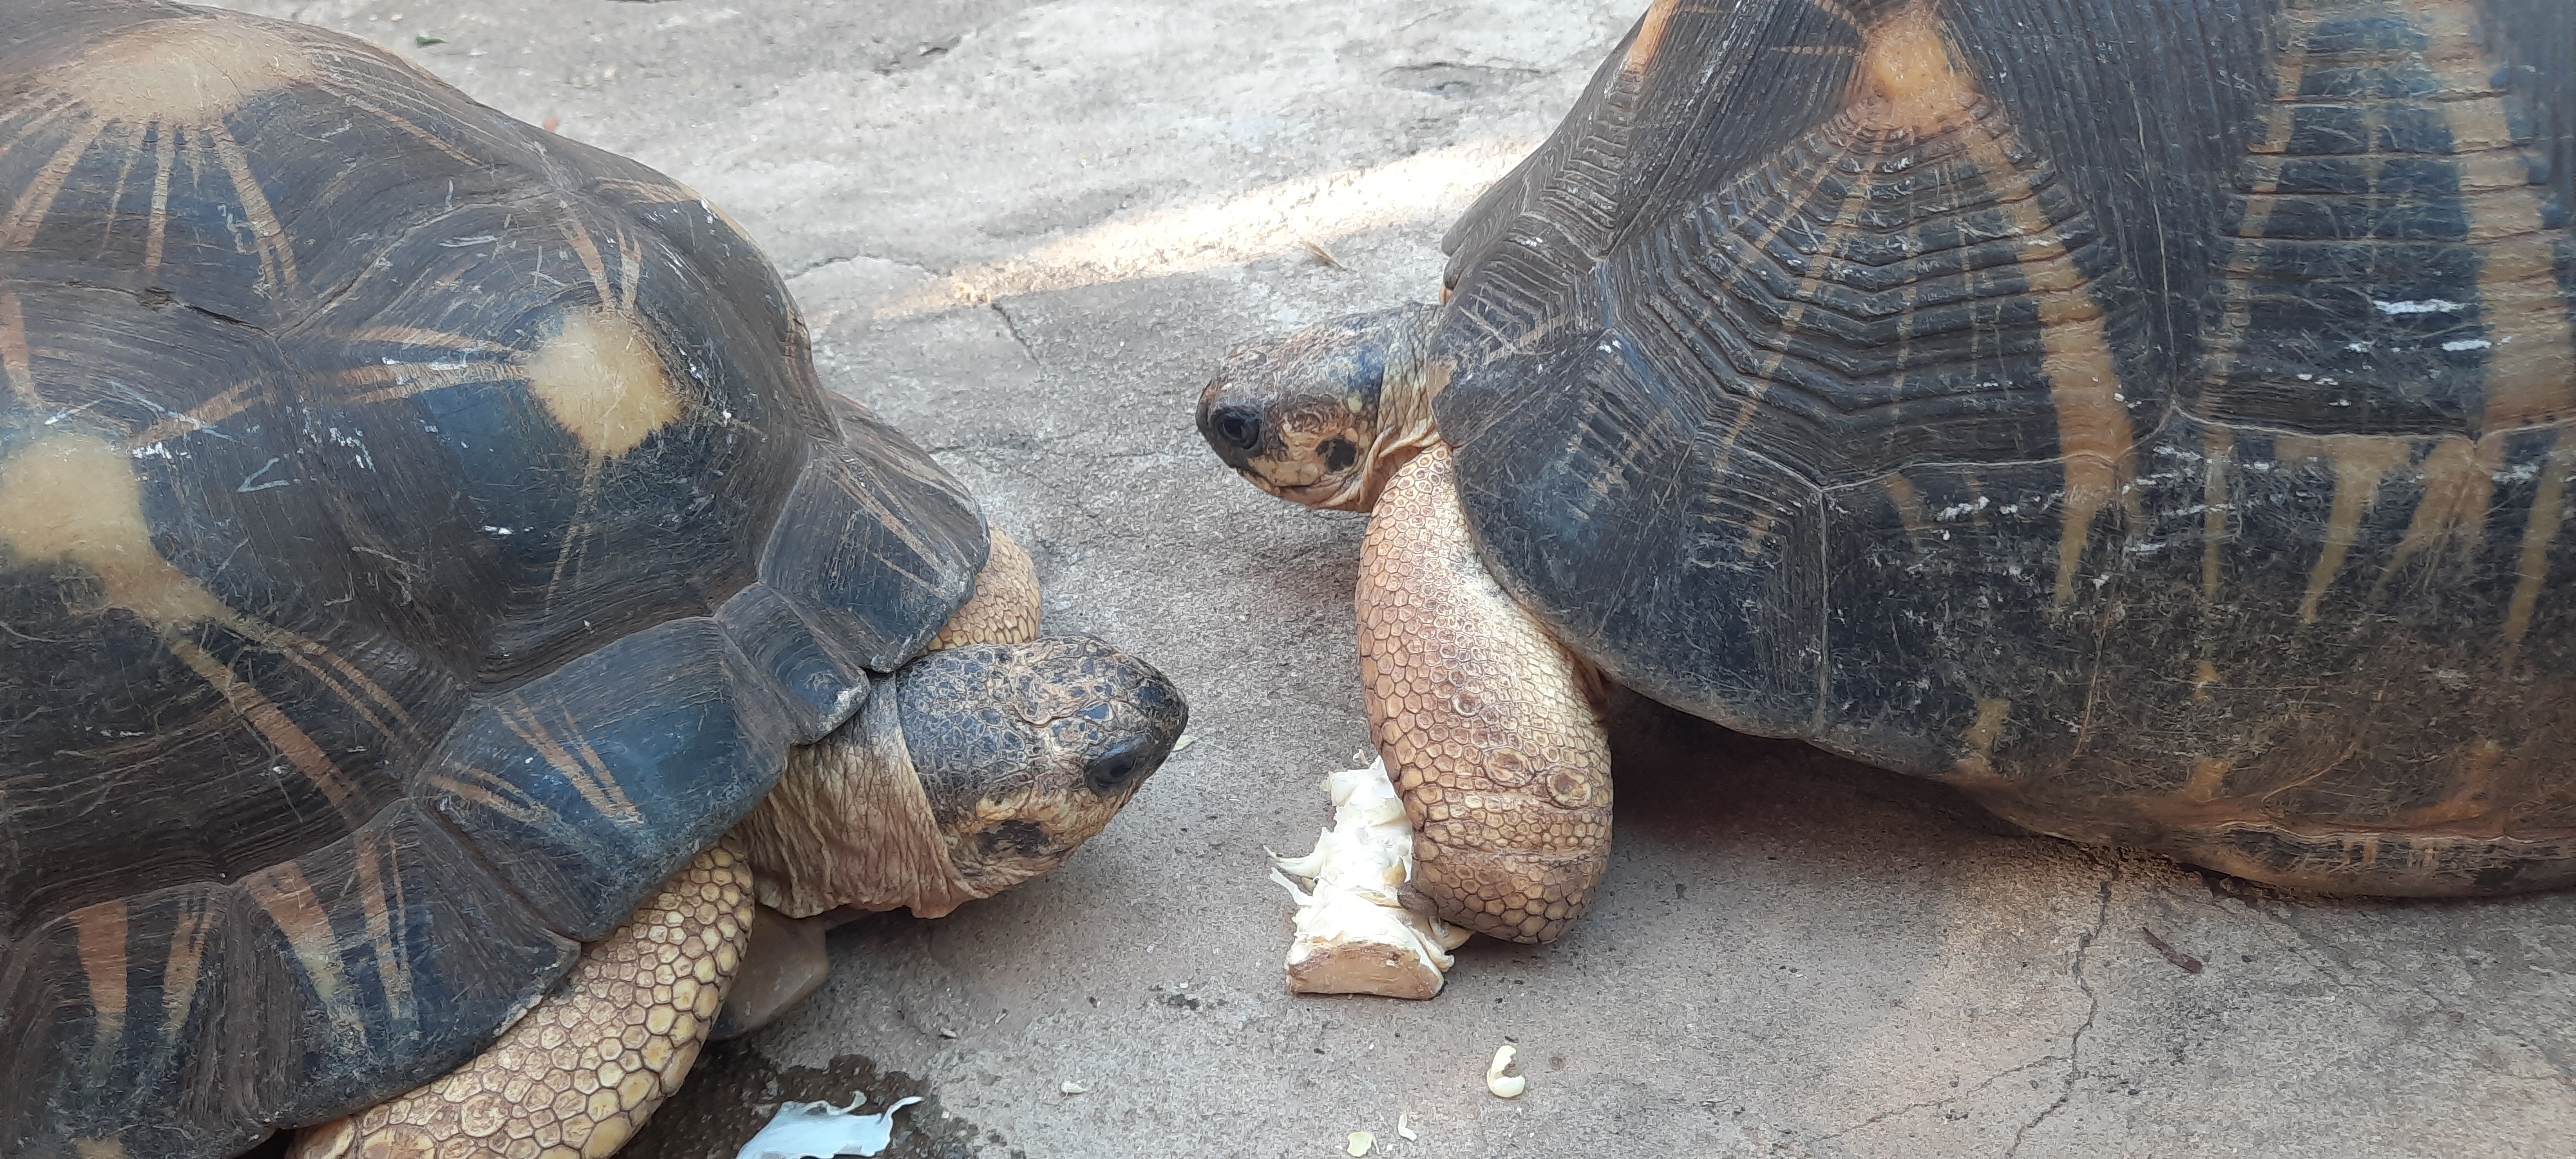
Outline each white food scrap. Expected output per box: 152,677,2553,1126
1486,1044,1526,1098
1058,1080,1089,1095
1271,757,1471,999
1347,1130,1374,1156
1396,1113,1417,1140
734,1091,923,1159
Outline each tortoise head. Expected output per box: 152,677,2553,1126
741,635,1186,919
1197,303,1441,512
896,636,1188,896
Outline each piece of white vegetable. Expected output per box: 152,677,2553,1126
1271,758,1471,999
734,1091,922,1159
1347,1130,1374,1156
1059,1080,1088,1095
1396,1113,1417,1140
1486,1045,1526,1098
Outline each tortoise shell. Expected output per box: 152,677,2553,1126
0,3,985,1154
1429,0,2576,893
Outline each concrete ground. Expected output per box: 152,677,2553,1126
215,1,2576,1155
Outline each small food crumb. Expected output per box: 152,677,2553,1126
1171,733,1196,753
1058,1081,1088,1095
1486,1044,1526,1098
1346,1131,1374,1156
1396,1113,1417,1140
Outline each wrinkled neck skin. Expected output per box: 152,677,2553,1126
730,689,984,921
1315,344,1447,514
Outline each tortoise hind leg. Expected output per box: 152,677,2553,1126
292,843,753,1159
1359,444,1613,943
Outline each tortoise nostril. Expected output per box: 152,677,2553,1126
1208,406,1264,452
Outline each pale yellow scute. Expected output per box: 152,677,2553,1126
2200,425,2234,599
1618,0,1685,79
71,901,129,1075
2376,434,2500,595
0,434,232,628
289,844,755,1159
2275,434,2409,623
1952,697,2011,782
1,290,35,406
243,862,367,1047
50,15,318,124
1854,4,1971,129
2503,433,2574,648
2181,757,2234,804
524,310,683,460
2192,659,2221,701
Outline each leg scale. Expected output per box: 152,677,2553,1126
292,843,755,1159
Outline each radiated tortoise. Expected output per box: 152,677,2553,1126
1201,0,2576,976
0,1,1186,1153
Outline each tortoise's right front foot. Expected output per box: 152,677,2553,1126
1359,444,1611,943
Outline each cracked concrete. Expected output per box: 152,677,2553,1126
207,1,2576,1156
2004,867,2111,1159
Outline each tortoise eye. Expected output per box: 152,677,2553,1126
1209,406,1263,451
1082,734,1153,795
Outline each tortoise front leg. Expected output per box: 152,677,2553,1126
1359,444,1612,943
927,526,1042,650
292,843,753,1159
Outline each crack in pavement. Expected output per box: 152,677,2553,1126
989,299,1039,364
1819,1055,2069,1142
784,247,943,280
2003,858,2116,1158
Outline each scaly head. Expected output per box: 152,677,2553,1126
1197,303,1442,511
738,635,1186,919
895,635,1187,894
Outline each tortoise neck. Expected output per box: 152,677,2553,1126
730,689,982,920
1335,306,1448,512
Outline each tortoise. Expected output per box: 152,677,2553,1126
1200,0,2576,952
0,3,1187,1156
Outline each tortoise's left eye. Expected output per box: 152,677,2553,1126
1082,734,1153,795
